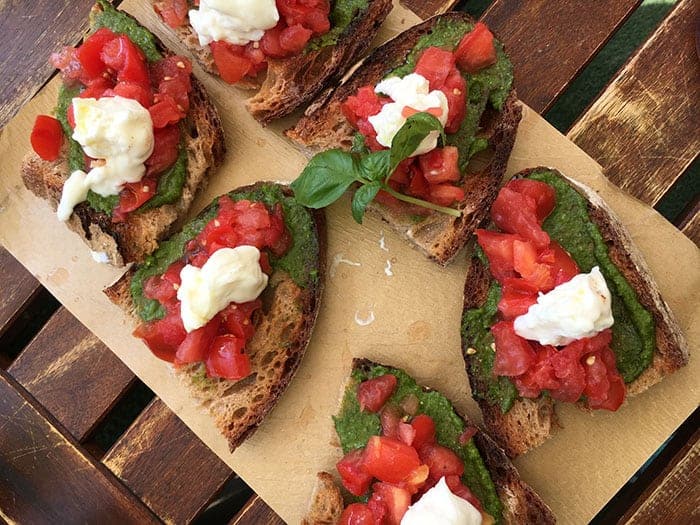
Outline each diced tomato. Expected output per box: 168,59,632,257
475,229,519,281
342,86,386,126
146,124,181,176
101,35,150,87
513,345,559,398
506,179,556,222
418,442,464,480
159,74,191,113
143,260,184,305
337,449,373,497
174,316,220,365
459,426,478,444
76,28,115,78
210,41,253,83
407,168,430,199
368,482,411,525
441,68,467,133
445,475,482,511
512,239,554,291
220,300,261,340
454,22,497,73
133,308,187,362
415,46,456,89
587,346,625,411
149,94,183,128
362,436,422,484
259,24,287,58
397,422,416,446
113,178,157,222
279,24,313,54
150,54,193,85
380,404,402,440
491,186,551,249
498,277,538,319
154,0,188,28
358,374,398,413
410,414,436,449
205,334,251,380
549,241,580,286
549,341,587,403
428,183,465,206
30,115,64,161
339,503,376,525
491,320,537,376
112,81,152,107
418,147,460,184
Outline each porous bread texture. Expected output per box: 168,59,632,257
286,12,522,266
21,46,225,266
155,0,393,123
105,183,326,451
301,358,556,524
461,168,690,458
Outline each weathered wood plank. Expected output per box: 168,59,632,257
678,198,700,247
0,0,96,128
230,495,285,525
483,0,640,113
0,248,41,338
621,429,700,524
399,0,458,20
567,0,699,206
0,370,160,524
103,398,232,524
8,307,134,441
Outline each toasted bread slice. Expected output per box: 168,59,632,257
105,182,326,451
287,13,522,266
21,3,225,266
302,358,555,524
461,168,690,457
154,0,393,123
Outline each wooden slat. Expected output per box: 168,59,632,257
103,399,232,524
0,0,95,128
483,0,640,113
621,429,700,523
679,198,700,247
399,0,458,20
231,495,284,525
0,370,159,524
0,248,41,338
8,307,134,441
567,0,699,206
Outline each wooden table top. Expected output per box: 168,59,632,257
0,1,697,523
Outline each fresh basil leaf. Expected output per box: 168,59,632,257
291,149,359,208
358,150,390,182
351,182,381,223
351,133,369,154
389,113,445,174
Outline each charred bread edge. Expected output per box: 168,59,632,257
286,12,522,266
461,167,690,457
104,181,327,451
302,357,556,524
152,0,393,123
20,3,225,266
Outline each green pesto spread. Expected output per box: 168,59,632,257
389,17,514,172
461,170,656,413
55,0,187,216
131,184,320,322
306,0,369,51
334,365,504,523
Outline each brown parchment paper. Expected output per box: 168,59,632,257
0,2,698,523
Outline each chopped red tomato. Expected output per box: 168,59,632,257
112,81,152,108
337,449,373,496
220,300,261,340
410,414,436,449
513,345,559,398
445,475,482,510
154,0,188,28
418,147,460,184
418,442,464,480
149,94,184,128
506,179,556,221
475,229,518,281
429,183,465,206
205,334,251,379
512,239,555,291
133,308,186,362
492,320,537,376
279,24,314,54
101,35,150,87
491,186,551,249
415,46,456,89
175,316,220,365
342,86,386,127
30,115,64,161
397,422,416,446
143,260,184,305
458,426,478,444
339,503,376,525
113,178,157,222
358,374,398,413
498,277,538,319
76,28,115,77
441,68,467,133
549,241,580,286
362,436,422,484
146,125,181,176
454,22,497,73
368,482,411,525
210,41,254,84
586,346,625,411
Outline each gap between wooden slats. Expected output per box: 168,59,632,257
482,0,640,113
0,370,160,524
102,398,233,525
567,0,699,207
7,307,135,442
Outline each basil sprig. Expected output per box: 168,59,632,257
291,113,461,223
